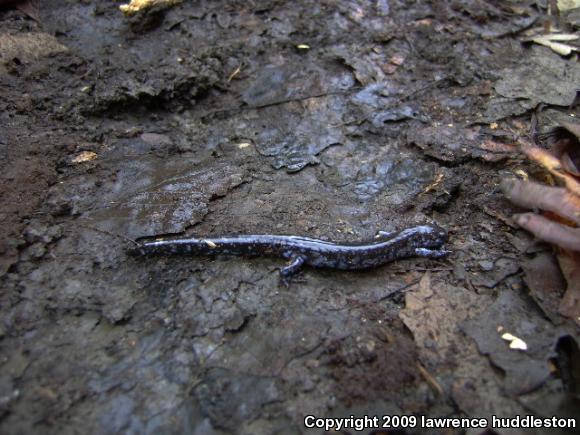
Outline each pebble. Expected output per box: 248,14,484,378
479,260,494,271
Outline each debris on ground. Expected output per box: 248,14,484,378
1,1,579,433
119,0,182,16
502,116,580,327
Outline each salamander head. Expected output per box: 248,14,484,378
394,224,448,248
418,225,448,247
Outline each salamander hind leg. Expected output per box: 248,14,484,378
279,255,307,287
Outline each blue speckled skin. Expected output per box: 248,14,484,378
130,225,449,280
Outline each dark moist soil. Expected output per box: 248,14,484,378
1,1,579,434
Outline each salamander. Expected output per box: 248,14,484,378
129,224,449,284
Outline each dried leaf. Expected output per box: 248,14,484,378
530,34,578,56
71,151,97,164
462,291,564,395
536,34,579,42
558,0,580,12
119,0,182,15
522,252,567,323
557,251,580,327
0,33,68,69
501,332,528,351
400,273,485,364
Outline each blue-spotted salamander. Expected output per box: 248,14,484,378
130,224,449,284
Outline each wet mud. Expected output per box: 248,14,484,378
1,1,579,434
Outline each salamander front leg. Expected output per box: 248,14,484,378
279,255,306,287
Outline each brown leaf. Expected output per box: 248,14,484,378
558,251,580,327
522,252,567,323
0,0,38,20
400,273,484,365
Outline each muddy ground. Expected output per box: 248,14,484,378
1,1,579,434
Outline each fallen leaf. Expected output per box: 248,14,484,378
0,33,68,72
479,138,517,161
558,0,580,11
400,274,528,420
0,0,37,20
119,0,182,15
462,290,565,395
522,252,567,323
557,251,580,327
501,332,528,350
400,273,485,365
409,125,517,164
71,151,97,164
531,34,578,56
